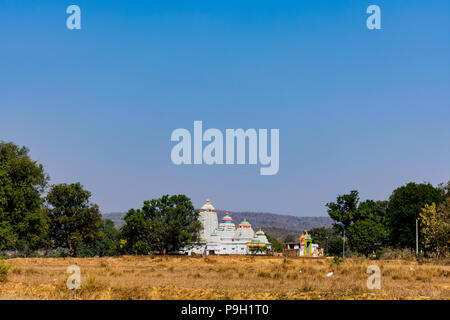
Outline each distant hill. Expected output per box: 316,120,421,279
102,210,333,241
215,210,332,231
215,210,333,241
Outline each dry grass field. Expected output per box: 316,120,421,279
0,255,449,300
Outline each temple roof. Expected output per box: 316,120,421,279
238,219,252,229
221,212,233,223
200,199,215,212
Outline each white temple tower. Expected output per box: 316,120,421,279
198,199,218,242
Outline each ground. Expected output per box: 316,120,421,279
0,256,449,299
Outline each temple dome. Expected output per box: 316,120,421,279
218,212,235,233
200,199,216,213
221,212,233,223
238,219,252,229
255,229,269,245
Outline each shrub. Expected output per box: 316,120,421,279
329,255,343,270
0,259,10,282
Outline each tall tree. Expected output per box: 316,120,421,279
326,191,390,255
419,186,449,258
346,200,389,255
45,183,103,257
326,190,360,235
353,200,388,224
0,141,49,251
387,182,445,249
121,194,202,254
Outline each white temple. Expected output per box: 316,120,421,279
181,199,271,255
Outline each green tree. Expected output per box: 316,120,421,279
326,190,359,235
121,194,202,255
0,141,49,251
354,200,388,224
99,219,121,256
309,227,343,256
419,199,449,257
45,183,103,257
346,219,387,257
76,219,120,257
266,233,284,253
0,218,14,251
387,182,445,249
346,200,389,255
326,191,390,255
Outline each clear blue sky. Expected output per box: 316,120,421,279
1,1,449,215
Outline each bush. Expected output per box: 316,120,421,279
329,255,344,270
0,259,10,282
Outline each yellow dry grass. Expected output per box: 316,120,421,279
0,256,448,300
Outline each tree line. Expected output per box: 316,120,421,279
0,141,448,258
265,183,449,259
320,182,449,258
0,141,201,257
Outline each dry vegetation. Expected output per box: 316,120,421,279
0,256,449,300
